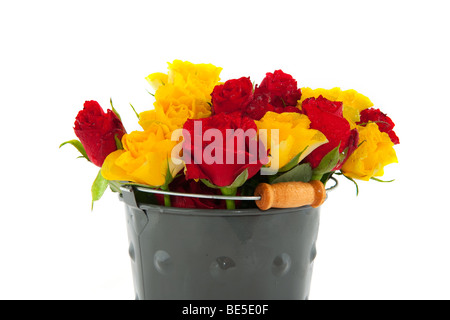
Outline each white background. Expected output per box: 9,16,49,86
1,0,449,300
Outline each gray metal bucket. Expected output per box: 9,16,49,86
121,186,321,300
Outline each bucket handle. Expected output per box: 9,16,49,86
120,177,338,208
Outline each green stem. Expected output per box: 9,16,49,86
226,199,235,210
220,187,237,210
164,194,171,207
161,185,171,207
311,173,323,181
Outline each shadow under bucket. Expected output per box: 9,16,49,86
121,186,322,300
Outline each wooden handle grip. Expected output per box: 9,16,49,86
254,181,326,211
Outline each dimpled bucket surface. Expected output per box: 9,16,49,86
121,188,320,300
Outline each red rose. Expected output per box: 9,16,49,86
74,100,126,167
358,108,400,145
182,112,266,187
245,70,302,120
302,96,359,170
255,70,302,108
156,176,227,209
211,77,253,114
245,94,276,120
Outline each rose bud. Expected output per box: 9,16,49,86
74,100,126,167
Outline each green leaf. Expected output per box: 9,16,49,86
271,163,313,184
320,172,334,185
114,134,123,150
371,177,395,183
108,180,122,193
339,146,349,163
201,178,219,189
229,169,249,188
278,145,308,173
129,103,140,120
91,170,109,210
343,174,360,196
201,169,249,189
312,145,340,176
110,98,122,121
60,139,90,162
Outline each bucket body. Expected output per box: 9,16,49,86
122,187,320,300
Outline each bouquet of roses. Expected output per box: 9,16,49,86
62,60,399,210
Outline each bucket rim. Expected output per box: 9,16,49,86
137,202,320,217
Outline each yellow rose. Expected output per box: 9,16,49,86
101,122,183,187
341,123,398,181
145,72,169,91
153,83,213,121
168,60,222,89
139,106,190,133
299,87,373,127
145,60,222,124
255,112,328,171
